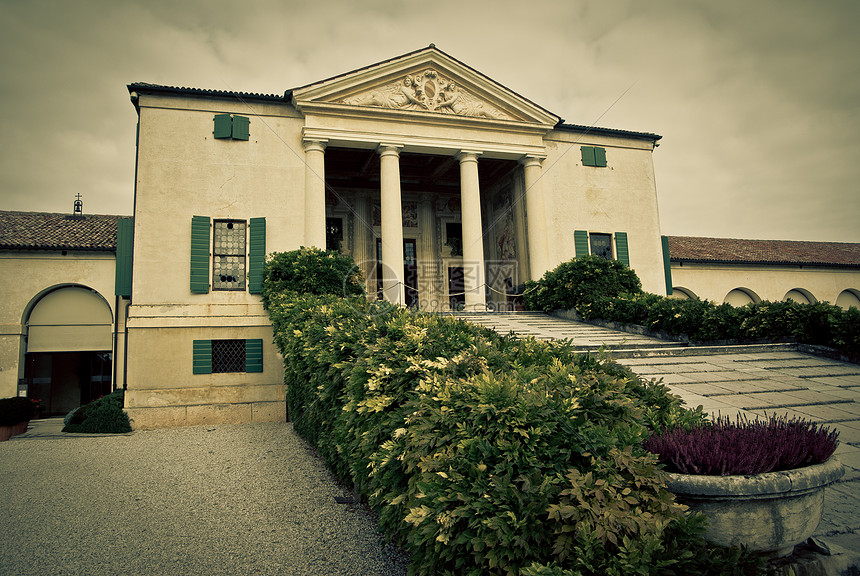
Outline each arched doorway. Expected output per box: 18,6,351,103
23,286,113,416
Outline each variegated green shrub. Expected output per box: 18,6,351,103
264,251,762,575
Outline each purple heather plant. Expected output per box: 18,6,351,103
643,414,839,476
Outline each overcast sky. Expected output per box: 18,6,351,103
1,0,858,242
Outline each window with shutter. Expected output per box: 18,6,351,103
232,116,250,140
245,339,263,373
193,339,262,374
580,146,607,167
661,235,673,296
193,340,212,374
574,230,589,258
590,233,613,260
213,114,232,139
115,217,134,297
213,114,250,140
190,216,211,293
213,220,246,291
248,218,266,294
614,232,630,266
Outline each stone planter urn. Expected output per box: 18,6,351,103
665,457,844,557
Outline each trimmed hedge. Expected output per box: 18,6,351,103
62,390,132,433
523,257,859,358
0,396,35,427
580,293,860,358
266,284,763,574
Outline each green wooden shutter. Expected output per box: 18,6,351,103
115,217,134,297
594,147,607,167
213,114,232,139
574,230,589,257
232,116,250,141
580,146,596,167
661,235,673,296
248,217,266,294
614,232,630,266
193,340,212,374
245,339,263,373
190,216,211,294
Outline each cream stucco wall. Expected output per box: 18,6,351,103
542,130,667,295
132,97,307,306
0,250,122,398
127,95,305,427
670,263,860,306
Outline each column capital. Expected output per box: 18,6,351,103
303,139,327,153
377,143,404,157
520,155,545,168
456,150,482,163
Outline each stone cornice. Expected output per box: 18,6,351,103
301,125,546,160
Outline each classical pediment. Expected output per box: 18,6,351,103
291,45,561,127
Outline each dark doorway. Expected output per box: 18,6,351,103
326,217,343,252
448,266,465,310
24,351,112,416
404,239,418,308
375,238,420,307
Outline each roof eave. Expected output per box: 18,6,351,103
671,258,860,269
127,82,289,105
556,122,662,143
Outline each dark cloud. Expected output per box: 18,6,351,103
0,0,857,241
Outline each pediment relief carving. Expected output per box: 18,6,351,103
342,68,514,121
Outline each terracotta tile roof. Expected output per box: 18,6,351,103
0,211,129,251
667,236,860,268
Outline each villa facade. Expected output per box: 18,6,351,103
1,46,856,428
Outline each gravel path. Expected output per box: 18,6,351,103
0,419,409,576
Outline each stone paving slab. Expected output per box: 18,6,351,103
454,312,675,349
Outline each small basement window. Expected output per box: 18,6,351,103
212,339,246,373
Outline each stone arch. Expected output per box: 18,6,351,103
670,287,697,300
835,289,860,311
22,285,114,416
25,285,113,351
724,288,760,307
783,288,816,305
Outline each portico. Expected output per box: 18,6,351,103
299,138,544,311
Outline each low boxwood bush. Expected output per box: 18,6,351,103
62,390,132,433
265,249,764,575
643,414,839,476
0,396,36,426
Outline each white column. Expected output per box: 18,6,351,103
522,156,549,280
352,193,373,295
303,139,327,249
419,193,439,311
379,144,404,305
458,150,486,310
